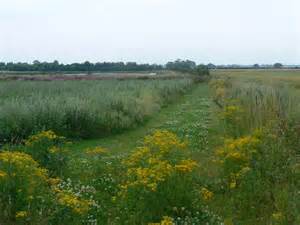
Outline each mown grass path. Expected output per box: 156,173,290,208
71,83,214,156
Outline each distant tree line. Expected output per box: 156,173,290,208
0,61,163,73
0,60,297,74
211,63,300,69
0,59,211,76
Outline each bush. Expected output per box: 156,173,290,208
23,130,69,177
0,151,52,224
0,150,98,225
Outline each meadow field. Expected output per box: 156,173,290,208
0,70,299,225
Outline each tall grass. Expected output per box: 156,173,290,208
0,79,193,143
227,81,296,136
210,76,300,224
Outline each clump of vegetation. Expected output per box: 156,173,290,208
23,130,70,176
0,79,193,143
0,136,96,224
0,151,51,224
114,130,221,224
166,59,210,76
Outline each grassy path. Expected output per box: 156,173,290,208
71,83,214,155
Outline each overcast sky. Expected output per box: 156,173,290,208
0,0,299,64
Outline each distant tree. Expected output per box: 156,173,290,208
273,63,283,69
207,63,216,69
253,64,260,69
166,59,196,72
195,64,210,76
83,61,92,74
33,60,40,65
0,62,5,70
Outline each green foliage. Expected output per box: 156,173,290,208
166,60,210,76
23,130,70,177
273,63,283,68
166,59,196,72
195,64,210,76
0,151,52,224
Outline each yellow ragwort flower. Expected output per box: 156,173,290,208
56,191,91,214
16,211,28,219
49,146,60,154
0,170,7,178
148,216,174,225
200,187,214,201
174,159,198,173
85,146,107,155
229,180,237,189
272,212,283,221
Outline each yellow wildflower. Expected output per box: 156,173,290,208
215,135,260,165
16,211,28,218
125,160,173,192
49,146,60,154
144,130,187,153
86,146,107,155
56,191,91,214
175,159,198,173
272,212,283,221
0,170,7,178
221,105,243,119
121,130,195,195
149,216,174,225
0,151,49,182
25,130,63,146
226,151,244,160
123,147,151,166
229,180,236,189
200,187,214,201
236,167,251,178
47,177,62,186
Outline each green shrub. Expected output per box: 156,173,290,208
0,151,52,224
23,130,69,177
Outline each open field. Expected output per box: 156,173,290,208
0,70,299,225
211,69,300,86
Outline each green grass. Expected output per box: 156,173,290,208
69,82,212,155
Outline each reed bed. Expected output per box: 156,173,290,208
0,79,193,143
